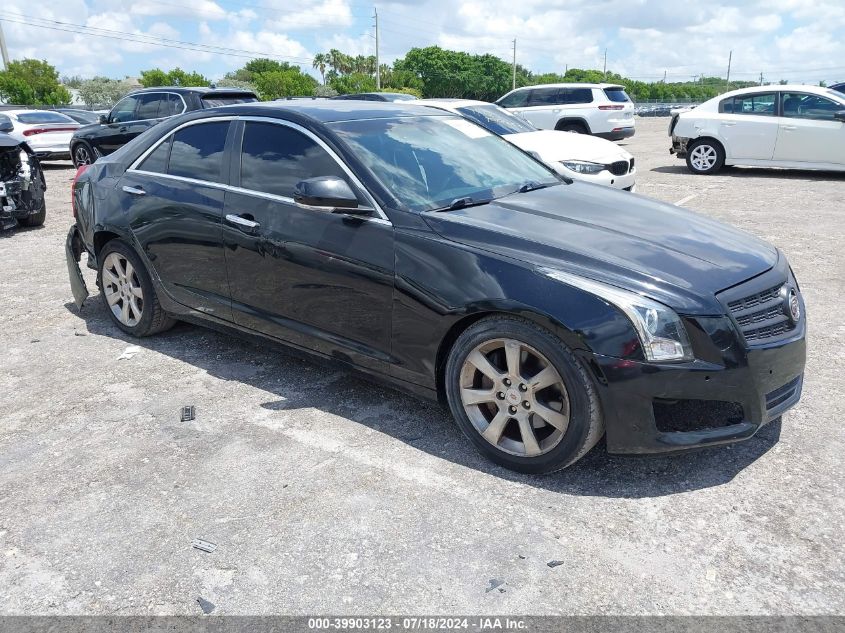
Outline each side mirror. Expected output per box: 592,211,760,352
293,176,369,214
0,119,13,133
834,110,845,123
99,114,109,124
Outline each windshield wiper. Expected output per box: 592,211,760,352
431,196,493,212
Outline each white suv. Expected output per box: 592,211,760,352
496,83,635,140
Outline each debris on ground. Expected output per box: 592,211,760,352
117,345,141,360
547,560,564,568
196,596,215,614
191,538,217,553
181,405,195,422
485,579,506,593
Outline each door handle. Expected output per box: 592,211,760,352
119,126,128,132
225,213,260,233
721,121,737,127
122,185,145,196
782,125,797,131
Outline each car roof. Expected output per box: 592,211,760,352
204,100,450,123
419,99,491,108
129,86,256,95
4,109,77,118
720,84,842,98
511,83,624,91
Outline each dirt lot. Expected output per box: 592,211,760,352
1,117,843,615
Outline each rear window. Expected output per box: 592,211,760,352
604,88,630,103
15,111,75,124
201,93,258,108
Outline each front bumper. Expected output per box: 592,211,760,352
670,135,689,158
33,149,71,161
589,320,806,455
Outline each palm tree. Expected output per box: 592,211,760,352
312,53,328,85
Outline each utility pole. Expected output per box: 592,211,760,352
0,21,10,71
374,7,380,90
603,48,607,79
759,71,764,86
662,69,667,83
511,38,516,90
725,50,732,92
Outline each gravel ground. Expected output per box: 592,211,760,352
0,117,843,615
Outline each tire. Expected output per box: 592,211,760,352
686,138,725,174
97,239,175,337
17,198,46,227
72,142,95,168
557,122,588,134
444,316,604,474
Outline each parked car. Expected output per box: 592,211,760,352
0,118,46,230
70,87,258,167
417,99,635,190
496,83,635,140
0,110,79,161
66,102,805,473
830,82,845,95
332,92,418,102
51,109,101,125
670,85,845,174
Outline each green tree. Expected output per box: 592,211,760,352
329,72,377,94
0,59,72,105
312,53,329,85
139,67,209,87
216,77,256,92
253,69,317,100
77,77,134,108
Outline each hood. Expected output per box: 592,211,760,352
506,130,631,165
0,133,24,149
422,182,778,315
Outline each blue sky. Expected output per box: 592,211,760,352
3,0,844,85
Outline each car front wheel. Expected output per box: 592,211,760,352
97,240,175,336
72,142,94,168
686,139,725,174
444,316,604,473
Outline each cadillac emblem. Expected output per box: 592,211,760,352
787,289,800,323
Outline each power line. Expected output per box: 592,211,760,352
0,14,313,64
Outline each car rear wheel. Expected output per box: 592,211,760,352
558,122,588,134
97,240,175,337
686,139,725,174
72,142,94,168
444,316,603,473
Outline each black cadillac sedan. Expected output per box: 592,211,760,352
65,102,806,473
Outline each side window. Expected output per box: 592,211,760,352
498,90,529,108
110,95,140,123
138,136,172,174
136,94,164,121
528,88,560,106
158,94,184,118
558,88,593,104
727,93,777,116
239,122,350,199
782,93,841,121
168,121,229,182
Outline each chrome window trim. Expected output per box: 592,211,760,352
107,91,188,125
127,115,391,224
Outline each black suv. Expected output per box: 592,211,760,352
70,87,258,167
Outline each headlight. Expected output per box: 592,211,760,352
540,268,693,362
560,160,605,175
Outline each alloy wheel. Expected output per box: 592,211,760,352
74,145,92,166
690,144,717,171
102,252,144,326
459,338,570,457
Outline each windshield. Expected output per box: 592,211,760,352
330,115,560,213
15,111,76,124
456,104,536,135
